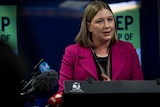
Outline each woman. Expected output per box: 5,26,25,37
48,0,144,106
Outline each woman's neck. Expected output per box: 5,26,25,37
92,40,110,56
93,47,109,57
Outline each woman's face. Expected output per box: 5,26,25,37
87,8,115,43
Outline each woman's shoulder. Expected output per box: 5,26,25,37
66,43,89,49
112,40,135,51
115,40,134,47
66,43,81,49
65,43,90,54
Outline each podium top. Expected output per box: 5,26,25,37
60,80,160,107
64,80,160,94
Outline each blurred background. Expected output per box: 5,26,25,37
0,0,159,107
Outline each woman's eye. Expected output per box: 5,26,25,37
97,20,102,23
108,18,113,21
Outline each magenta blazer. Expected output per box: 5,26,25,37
58,40,144,92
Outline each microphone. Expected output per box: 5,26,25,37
20,61,58,96
20,85,36,96
39,61,51,73
20,69,58,96
35,69,58,95
46,91,63,107
20,59,44,91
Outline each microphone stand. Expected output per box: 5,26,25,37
20,79,38,107
29,94,36,107
20,59,44,107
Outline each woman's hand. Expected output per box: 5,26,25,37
101,73,111,81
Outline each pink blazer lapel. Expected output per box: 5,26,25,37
111,44,127,80
78,47,98,80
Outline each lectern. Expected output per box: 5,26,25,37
60,80,160,106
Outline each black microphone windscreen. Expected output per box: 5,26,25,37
32,69,58,95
